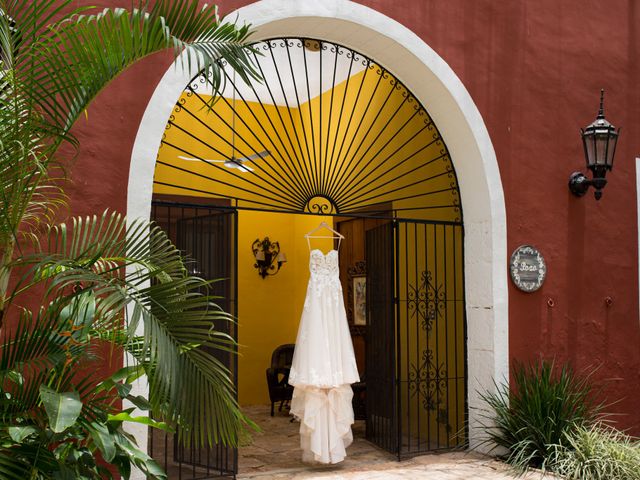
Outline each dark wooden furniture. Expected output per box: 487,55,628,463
352,374,366,420
266,344,295,416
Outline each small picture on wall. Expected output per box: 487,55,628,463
352,276,366,326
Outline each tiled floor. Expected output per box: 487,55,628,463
237,405,556,479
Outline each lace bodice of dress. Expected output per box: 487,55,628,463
306,249,341,303
309,249,339,277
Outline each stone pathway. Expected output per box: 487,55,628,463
238,405,556,479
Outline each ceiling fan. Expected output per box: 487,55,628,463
178,71,271,173
178,150,270,173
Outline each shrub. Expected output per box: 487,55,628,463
552,424,640,480
480,359,600,471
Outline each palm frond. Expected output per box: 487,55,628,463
0,449,36,479
0,0,260,462
150,0,260,87
0,299,103,426
6,0,257,144
12,211,251,446
130,278,245,446
0,307,65,376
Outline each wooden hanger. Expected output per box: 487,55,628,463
304,221,344,239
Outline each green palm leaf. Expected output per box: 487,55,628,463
0,451,39,479
4,0,258,142
0,0,258,309
0,0,260,471
13,211,252,446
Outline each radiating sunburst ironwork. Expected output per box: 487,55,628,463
154,38,462,223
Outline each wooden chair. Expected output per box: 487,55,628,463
351,373,366,420
265,344,295,416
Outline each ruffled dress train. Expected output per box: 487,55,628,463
288,249,360,464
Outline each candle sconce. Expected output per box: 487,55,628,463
252,237,287,278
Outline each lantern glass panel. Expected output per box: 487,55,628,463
606,134,618,168
583,134,596,168
595,131,609,166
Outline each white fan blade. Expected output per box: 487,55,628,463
238,150,271,162
224,159,240,168
222,160,253,172
178,155,224,163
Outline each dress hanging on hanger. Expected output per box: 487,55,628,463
303,221,344,250
289,222,359,464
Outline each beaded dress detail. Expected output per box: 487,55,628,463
289,249,359,464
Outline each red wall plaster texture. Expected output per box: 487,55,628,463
66,0,640,433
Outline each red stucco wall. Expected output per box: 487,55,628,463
68,0,640,433
352,0,640,432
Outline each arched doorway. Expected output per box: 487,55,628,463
152,36,465,472
128,0,508,475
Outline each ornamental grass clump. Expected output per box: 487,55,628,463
552,423,640,480
480,360,600,471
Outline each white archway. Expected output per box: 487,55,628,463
129,0,508,452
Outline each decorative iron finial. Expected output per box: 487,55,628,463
598,88,605,119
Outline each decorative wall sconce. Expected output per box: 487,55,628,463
252,237,287,278
569,89,621,200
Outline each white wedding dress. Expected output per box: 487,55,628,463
288,249,360,464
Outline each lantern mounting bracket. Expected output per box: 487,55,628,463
568,171,607,199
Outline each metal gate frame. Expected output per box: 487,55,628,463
366,218,467,459
150,200,239,479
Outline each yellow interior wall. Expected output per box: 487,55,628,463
152,68,463,409
237,211,332,405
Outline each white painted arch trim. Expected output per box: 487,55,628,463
129,0,508,453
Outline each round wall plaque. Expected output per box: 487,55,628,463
510,245,546,292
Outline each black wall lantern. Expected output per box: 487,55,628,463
252,237,287,278
569,89,621,200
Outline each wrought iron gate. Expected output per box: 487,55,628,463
150,201,238,478
366,219,466,458
365,222,397,453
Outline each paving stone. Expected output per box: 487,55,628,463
237,405,554,479
240,457,267,469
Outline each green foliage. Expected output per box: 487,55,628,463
551,423,640,480
38,386,83,433
480,360,600,471
0,212,259,478
0,0,260,478
1,369,170,479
